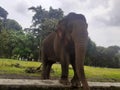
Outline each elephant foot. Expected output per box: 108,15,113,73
41,75,50,79
82,83,90,90
41,77,49,80
83,87,90,90
71,78,81,88
59,79,70,85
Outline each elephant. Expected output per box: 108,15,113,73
41,12,90,90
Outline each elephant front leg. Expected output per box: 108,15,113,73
59,52,70,85
59,63,70,85
71,60,81,87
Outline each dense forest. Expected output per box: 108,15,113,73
0,6,120,68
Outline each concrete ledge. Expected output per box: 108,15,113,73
0,79,120,90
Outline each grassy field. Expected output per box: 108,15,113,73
0,58,120,82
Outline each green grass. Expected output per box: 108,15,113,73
0,58,41,76
85,66,120,82
0,58,120,82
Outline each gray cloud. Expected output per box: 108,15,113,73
58,0,88,14
59,0,120,26
15,1,28,15
107,0,120,26
94,0,120,26
58,0,108,13
85,0,109,10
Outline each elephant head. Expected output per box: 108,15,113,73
56,13,89,90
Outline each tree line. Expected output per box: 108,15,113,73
0,6,120,68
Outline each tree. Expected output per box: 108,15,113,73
5,19,22,31
29,6,63,27
0,30,9,57
85,39,120,68
11,31,30,60
104,46,120,68
115,52,120,67
0,6,8,20
85,38,97,66
0,7,8,32
0,19,3,32
0,30,24,58
28,6,63,38
93,46,120,68
28,6,64,60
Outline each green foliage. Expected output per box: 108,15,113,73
0,30,10,57
0,19,3,32
0,24,38,60
85,38,97,65
27,5,64,60
85,45,120,68
96,46,120,68
0,6,37,60
29,6,63,27
5,19,22,31
0,30,23,58
27,6,64,46
85,39,120,68
49,7,63,19
10,31,38,60
28,6,63,40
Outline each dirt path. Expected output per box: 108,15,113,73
0,79,120,87
0,74,120,90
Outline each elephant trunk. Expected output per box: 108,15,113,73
74,34,89,90
75,42,86,79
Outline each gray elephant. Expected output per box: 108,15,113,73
41,13,90,90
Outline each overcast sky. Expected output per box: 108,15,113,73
0,0,120,47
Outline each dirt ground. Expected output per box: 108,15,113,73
0,74,42,80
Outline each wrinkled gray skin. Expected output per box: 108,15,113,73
41,13,90,90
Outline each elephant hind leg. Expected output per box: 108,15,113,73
41,60,47,79
45,62,53,79
42,61,53,79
